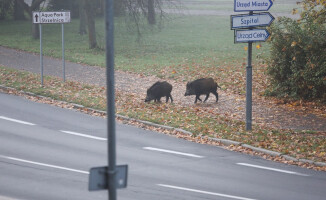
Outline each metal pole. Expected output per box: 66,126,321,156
246,11,253,131
40,24,43,86
62,23,65,82
105,0,116,199
246,42,253,130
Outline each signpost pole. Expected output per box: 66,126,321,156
62,23,65,82
33,11,70,85
39,24,43,86
245,11,253,131
246,41,253,131
88,5,127,195
105,0,117,199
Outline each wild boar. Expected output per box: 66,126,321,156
145,81,173,103
184,78,220,103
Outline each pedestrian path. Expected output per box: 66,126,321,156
1,46,325,132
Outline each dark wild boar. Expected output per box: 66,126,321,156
145,81,173,103
185,78,220,103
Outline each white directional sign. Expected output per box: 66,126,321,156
33,11,71,24
234,0,273,12
231,12,274,29
234,29,270,43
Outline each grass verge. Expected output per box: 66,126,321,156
1,65,325,166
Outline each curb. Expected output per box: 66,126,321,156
1,84,325,168
241,144,282,157
211,138,241,146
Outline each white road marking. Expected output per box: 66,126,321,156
0,116,35,126
237,163,309,176
60,130,107,141
0,195,20,200
143,147,204,158
0,155,89,174
157,184,257,200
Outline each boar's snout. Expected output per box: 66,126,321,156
185,87,194,96
144,95,152,102
185,83,192,96
184,90,190,96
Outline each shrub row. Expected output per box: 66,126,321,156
267,17,326,102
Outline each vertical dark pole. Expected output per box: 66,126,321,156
105,0,116,199
40,24,43,86
62,23,65,82
246,42,252,130
246,11,253,131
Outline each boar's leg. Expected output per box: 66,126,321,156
212,91,219,102
203,93,210,102
166,94,173,103
194,94,202,103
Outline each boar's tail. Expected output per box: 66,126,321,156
213,82,221,90
216,83,221,89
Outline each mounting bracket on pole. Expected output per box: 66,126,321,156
89,165,128,191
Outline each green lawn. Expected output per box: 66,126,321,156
0,0,299,78
0,14,271,94
0,15,268,70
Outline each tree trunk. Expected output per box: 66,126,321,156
85,0,97,49
14,0,26,20
79,0,87,35
0,0,12,20
147,0,156,25
114,0,124,16
16,0,44,39
31,0,40,39
32,23,40,39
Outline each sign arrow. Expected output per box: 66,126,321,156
231,12,274,29
35,14,39,22
32,12,40,24
234,29,270,43
234,0,273,12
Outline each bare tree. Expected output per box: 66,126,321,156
14,0,26,20
147,0,156,25
79,0,87,35
84,0,97,49
0,0,12,20
123,0,182,38
16,0,46,39
114,0,125,16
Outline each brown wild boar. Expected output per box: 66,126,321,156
185,78,220,103
145,81,173,103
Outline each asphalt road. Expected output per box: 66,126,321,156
0,92,325,200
